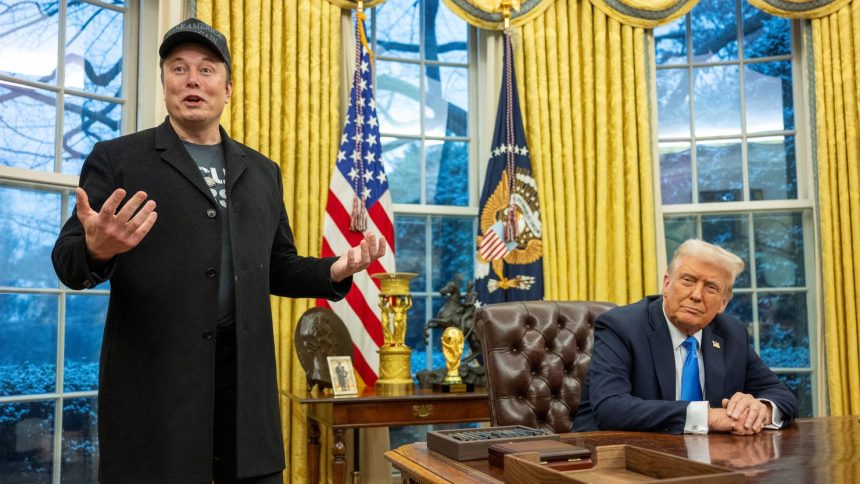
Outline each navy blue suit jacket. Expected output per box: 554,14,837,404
572,296,797,433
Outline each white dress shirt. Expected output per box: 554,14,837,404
661,304,783,434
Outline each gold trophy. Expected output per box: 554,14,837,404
372,272,417,395
433,326,473,393
442,327,464,384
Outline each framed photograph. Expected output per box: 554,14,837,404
327,356,358,396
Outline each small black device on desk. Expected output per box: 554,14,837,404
487,439,592,470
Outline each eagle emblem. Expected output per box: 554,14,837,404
475,168,542,293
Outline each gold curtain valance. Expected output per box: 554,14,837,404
444,0,700,29
586,0,699,28
747,0,852,19
442,0,558,30
326,0,386,9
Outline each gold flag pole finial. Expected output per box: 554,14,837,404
501,0,512,30
357,1,363,13
472,0,521,29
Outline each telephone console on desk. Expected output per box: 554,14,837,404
427,425,560,461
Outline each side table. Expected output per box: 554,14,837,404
286,387,490,484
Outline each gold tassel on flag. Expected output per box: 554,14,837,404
350,196,367,232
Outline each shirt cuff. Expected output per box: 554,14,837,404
760,398,784,429
684,401,709,434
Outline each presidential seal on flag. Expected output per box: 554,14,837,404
476,168,541,294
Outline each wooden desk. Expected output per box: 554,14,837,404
287,387,490,484
385,416,860,483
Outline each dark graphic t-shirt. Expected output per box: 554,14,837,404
183,141,235,327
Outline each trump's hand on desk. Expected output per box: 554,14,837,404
707,392,773,435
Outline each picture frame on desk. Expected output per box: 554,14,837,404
327,356,358,396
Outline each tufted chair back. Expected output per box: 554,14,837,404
475,300,616,434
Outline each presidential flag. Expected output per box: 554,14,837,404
475,30,543,305
317,12,395,386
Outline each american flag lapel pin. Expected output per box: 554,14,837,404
712,340,721,349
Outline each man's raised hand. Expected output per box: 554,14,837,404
76,187,157,263
330,233,387,282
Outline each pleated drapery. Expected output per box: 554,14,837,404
197,1,342,481
811,2,860,417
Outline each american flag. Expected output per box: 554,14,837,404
317,12,395,387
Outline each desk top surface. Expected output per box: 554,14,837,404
386,416,860,483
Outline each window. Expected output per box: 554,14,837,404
655,0,817,416
371,0,478,376
0,1,136,481
370,0,478,449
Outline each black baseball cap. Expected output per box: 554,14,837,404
159,18,232,71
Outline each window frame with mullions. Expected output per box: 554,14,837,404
652,0,821,417
0,1,140,482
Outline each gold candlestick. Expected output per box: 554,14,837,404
372,272,417,395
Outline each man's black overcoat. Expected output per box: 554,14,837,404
52,119,349,482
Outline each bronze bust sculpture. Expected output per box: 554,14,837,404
294,307,353,390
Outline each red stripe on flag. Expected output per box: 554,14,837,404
326,190,353,231
365,260,386,284
328,190,393,257
324,191,366,248
344,287,384,346
321,237,335,258
317,296,382,350
480,236,502,255
484,244,507,260
480,231,509,260
352,343,378,386
368,201,395,253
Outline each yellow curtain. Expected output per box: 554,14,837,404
510,0,658,303
811,3,860,416
197,1,342,481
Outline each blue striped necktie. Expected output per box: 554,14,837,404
681,336,703,401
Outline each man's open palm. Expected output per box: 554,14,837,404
76,187,158,263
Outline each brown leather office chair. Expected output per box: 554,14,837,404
475,300,616,433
